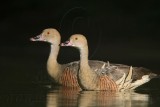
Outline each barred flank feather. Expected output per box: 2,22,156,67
60,67,80,88
98,75,117,91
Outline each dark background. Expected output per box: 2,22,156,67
0,0,160,87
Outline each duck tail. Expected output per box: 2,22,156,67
149,73,160,79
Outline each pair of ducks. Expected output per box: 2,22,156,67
30,28,157,91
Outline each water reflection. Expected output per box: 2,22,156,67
47,87,149,107
47,87,80,107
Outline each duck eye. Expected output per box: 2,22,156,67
47,32,50,34
75,37,78,40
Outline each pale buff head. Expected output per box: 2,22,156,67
30,28,61,45
61,34,88,49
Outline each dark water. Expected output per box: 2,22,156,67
0,85,160,107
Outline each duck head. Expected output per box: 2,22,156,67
30,28,61,45
61,34,88,49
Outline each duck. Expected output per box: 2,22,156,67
61,34,158,91
30,28,80,88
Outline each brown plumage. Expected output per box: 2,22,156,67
61,34,158,91
59,66,79,87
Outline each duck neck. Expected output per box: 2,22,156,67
80,45,90,70
79,45,97,90
47,44,60,80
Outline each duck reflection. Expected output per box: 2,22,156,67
46,87,80,107
46,87,149,107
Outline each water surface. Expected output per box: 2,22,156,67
0,85,160,107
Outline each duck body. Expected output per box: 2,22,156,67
61,34,158,91
79,60,157,91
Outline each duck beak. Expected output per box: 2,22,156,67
61,41,73,46
30,34,46,42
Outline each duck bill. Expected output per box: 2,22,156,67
30,35,46,42
61,41,73,46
